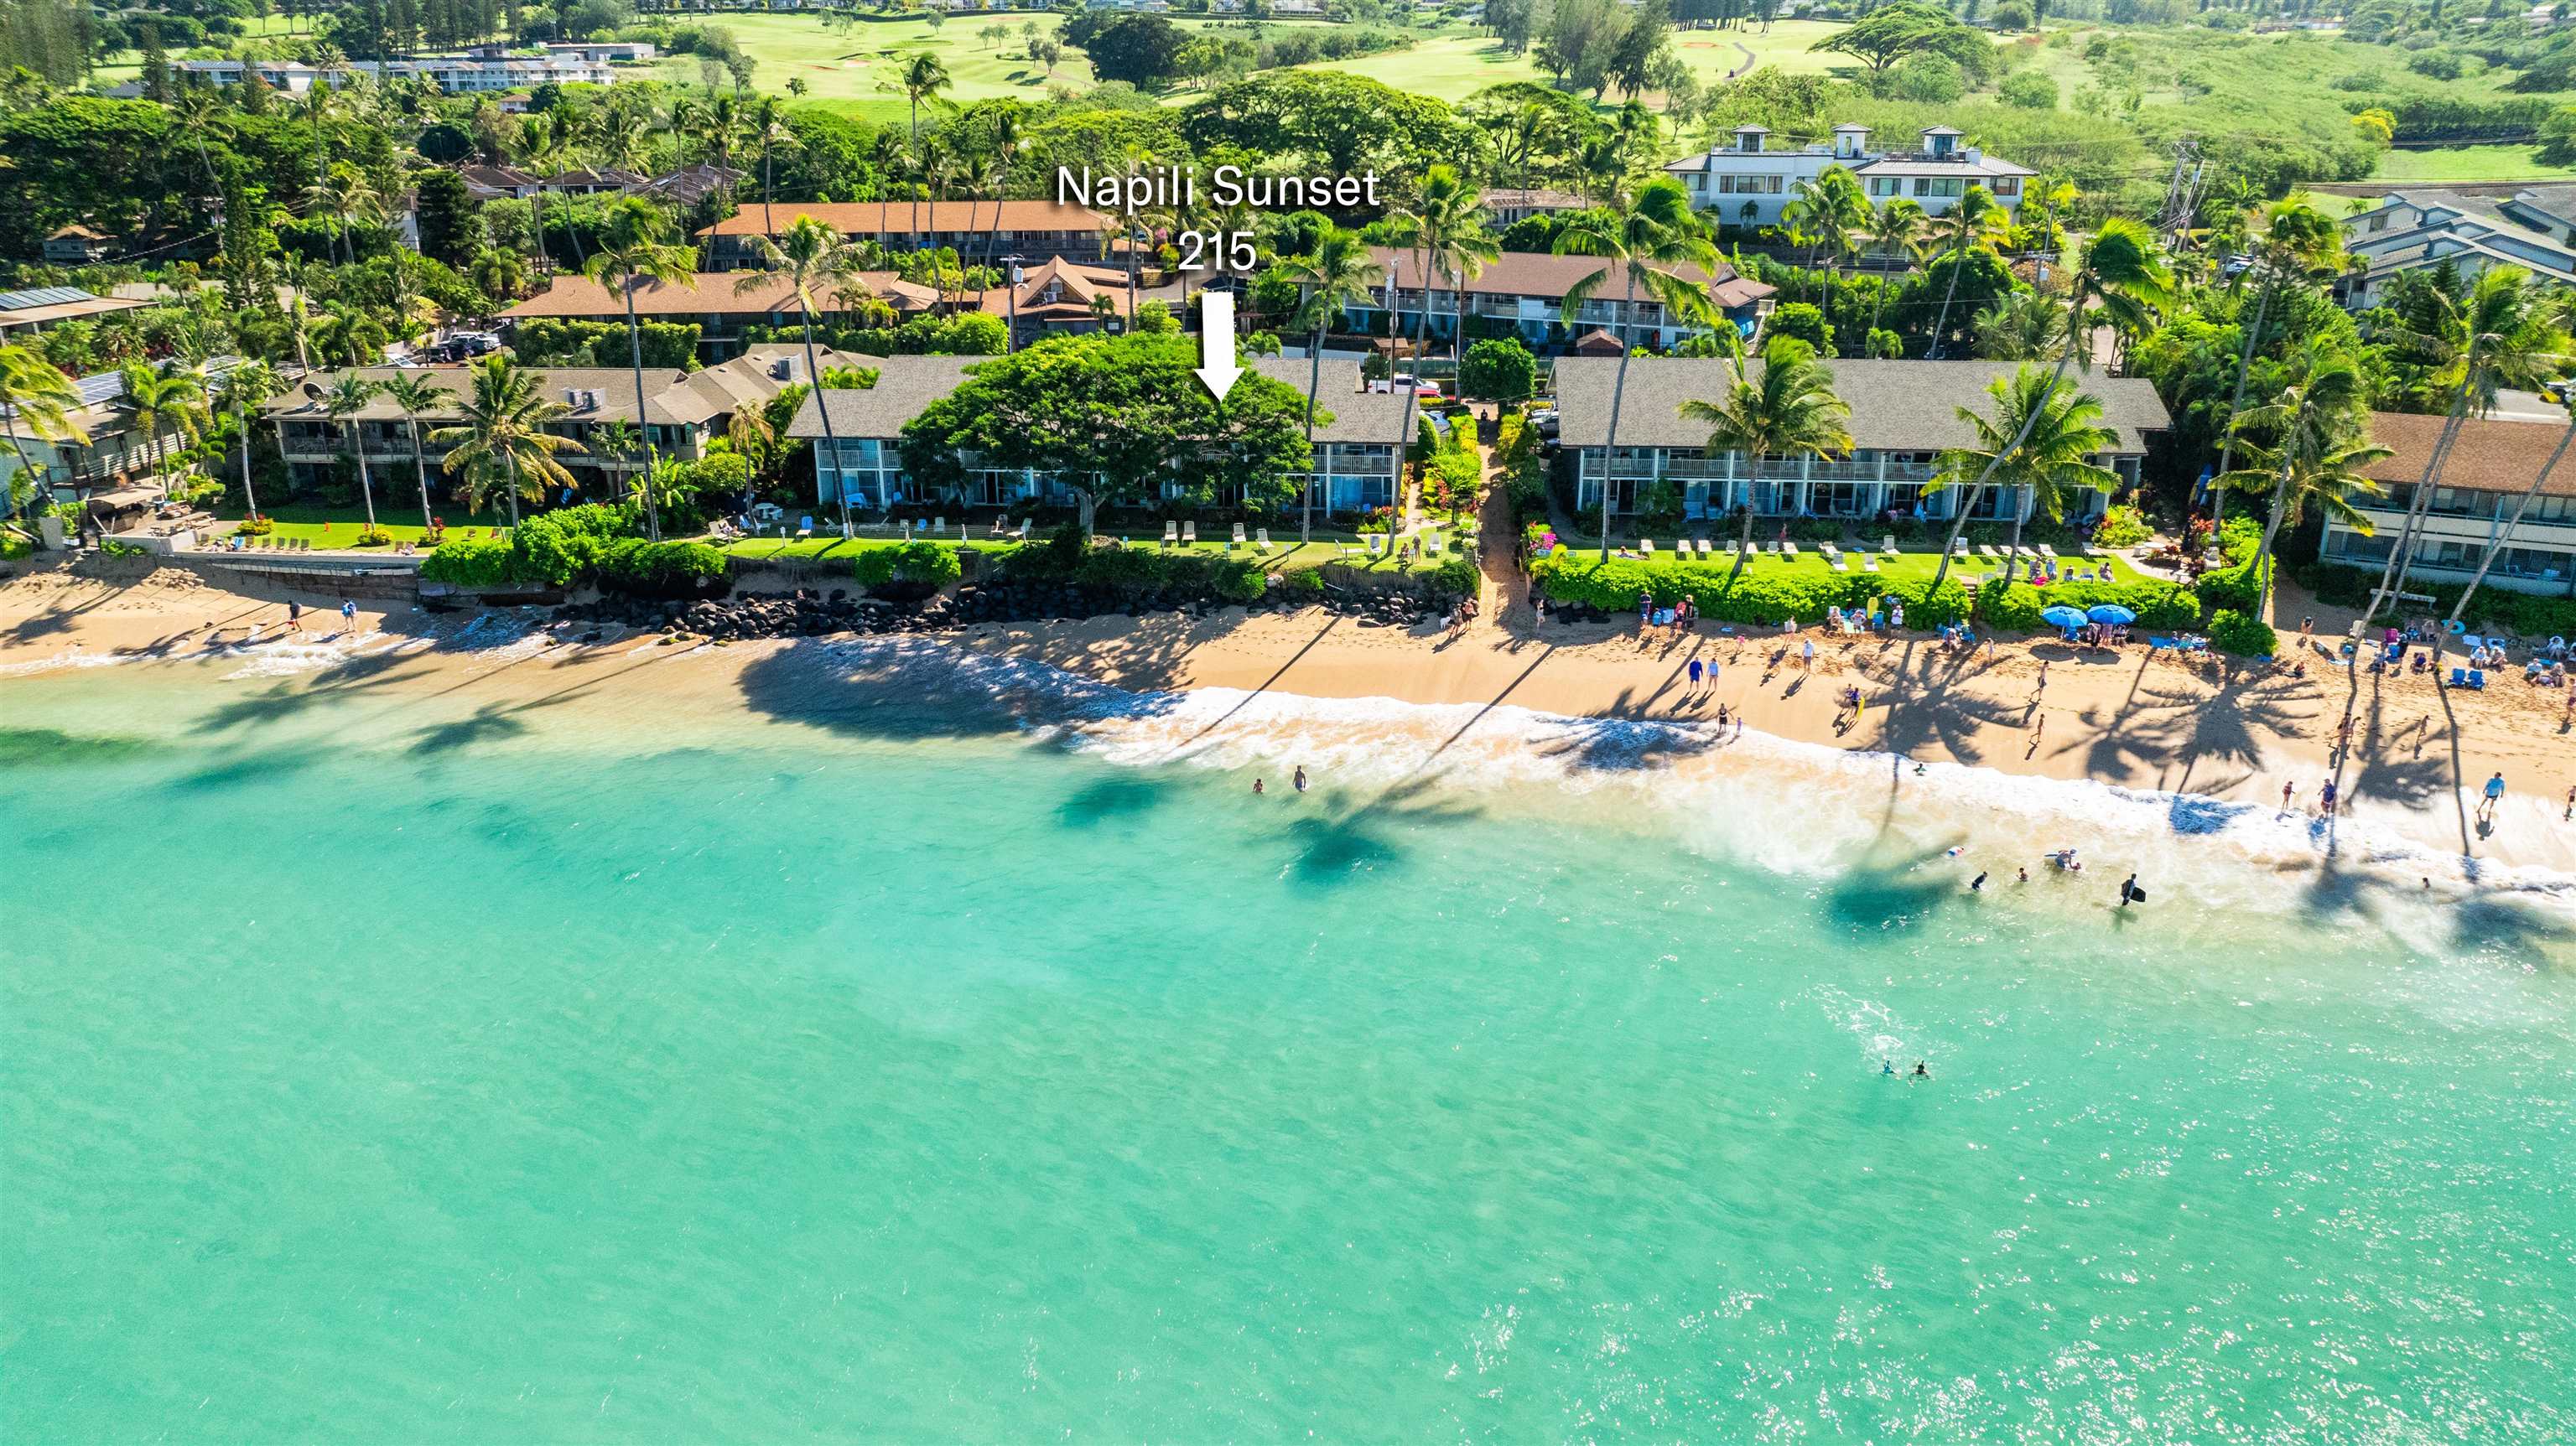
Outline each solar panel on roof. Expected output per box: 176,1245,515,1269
0,285,97,310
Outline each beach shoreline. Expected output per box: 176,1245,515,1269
5,557,2573,882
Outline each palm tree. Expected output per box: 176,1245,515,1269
1927,219,2172,589
970,109,1021,273
1554,177,1722,559
296,79,345,263
1923,186,2007,360
1971,290,2064,362
317,372,386,536
740,214,863,535
1278,225,1383,543
212,360,281,522
428,355,584,526
120,362,208,497
0,345,86,518
2210,342,2387,618
1677,335,1853,573
2366,267,2573,619
2449,390,2575,626
379,371,449,531
1859,196,1928,347
748,94,801,242
2207,198,2345,524
1782,163,1867,274
899,54,952,246
584,196,698,541
521,110,587,270
1405,166,1499,365
1928,366,2122,585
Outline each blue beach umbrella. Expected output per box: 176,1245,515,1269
2041,605,2089,630
2086,604,2138,625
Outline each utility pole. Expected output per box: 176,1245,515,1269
2155,138,2206,254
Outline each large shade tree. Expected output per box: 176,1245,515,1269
897,334,1316,541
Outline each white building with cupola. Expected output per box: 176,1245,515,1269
1665,124,2034,229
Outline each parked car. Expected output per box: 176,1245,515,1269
1528,407,1561,440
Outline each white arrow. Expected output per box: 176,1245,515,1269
1193,289,1242,401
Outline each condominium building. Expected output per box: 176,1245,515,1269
2340,187,2576,309
1554,358,2169,525
1346,247,1774,353
788,356,1410,515
164,54,618,95
2316,410,2576,595
696,202,1113,270
1665,124,2033,229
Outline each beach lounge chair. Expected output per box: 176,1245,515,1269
2038,543,2057,559
1230,522,1246,549
296,537,312,551
1256,527,1273,553
1015,519,1031,542
932,516,946,536
1182,521,1197,545
1641,538,1655,556
1951,539,1970,558
1831,553,1849,572
1722,539,1737,554
1162,521,1179,547
2468,668,2487,690
1882,535,1898,555
1783,541,1799,557
1367,534,1385,557
2448,666,2468,687
1862,556,1880,573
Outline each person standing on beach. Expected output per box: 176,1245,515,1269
2319,779,2338,817
1688,657,1704,694
2118,873,2139,908
2563,784,2573,821
285,600,301,634
2480,772,2506,821
2281,780,2296,813
1800,638,1815,671
1294,766,1308,795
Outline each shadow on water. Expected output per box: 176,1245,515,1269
0,727,158,769
1822,833,1969,931
189,650,430,733
2448,894,2576,971
171,743,330,792
1282,775,1484,890
411,705,533,755
1057,774,1171,827
735,640,1172,744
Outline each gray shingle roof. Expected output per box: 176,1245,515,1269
1250,358,1411,443
1554,358,2173,453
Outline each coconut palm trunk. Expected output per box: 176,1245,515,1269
345,417,378,534
407,417,433,530
232,397,259,520
2447,412,2575,627
2209,280,2273,527
1594,272,1637,562
624,280,661,541
1926,247,1968,360
802,310,851,537
1301,319,1323,542
2366,362,2478,621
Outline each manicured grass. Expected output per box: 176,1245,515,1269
645,12,1099,122
1542,540,2140,591
1306,20,1849,105
2371,144,2574,184
221,504,514,550
721,530,1458,578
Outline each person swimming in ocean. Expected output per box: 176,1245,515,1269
1294,766,1307,793
1913,1061,1929,1078
1883,1060,1895,1075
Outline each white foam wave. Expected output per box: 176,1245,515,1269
790,635,2576,932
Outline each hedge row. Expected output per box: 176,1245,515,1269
1531,551,1971,625
1974,577,2201,631
2293,560,2576,640
417,502,728,599
996,536,1269,605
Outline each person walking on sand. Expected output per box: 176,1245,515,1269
340,599,357,634
2281,780,2296,813
2319,778,2338,818
2480,771,2506,821
285,599,302,634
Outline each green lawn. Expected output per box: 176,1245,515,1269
1543,540,2141,591
2371,144,2574,184
722,531,1457,578
1306,19,1849,105
220,504,514,551
647,12,1102,124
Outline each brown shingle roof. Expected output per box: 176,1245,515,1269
2363,410,2573,498
1555,358,2172,453
697,200,1109,239
501,272,935,319
1363,246,1772,310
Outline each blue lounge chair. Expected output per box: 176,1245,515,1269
2468,668,2486,690
2449,667,2468,687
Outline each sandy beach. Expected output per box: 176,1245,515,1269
5,554,2573,878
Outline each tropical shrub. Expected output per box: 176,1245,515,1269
2208,609,2277,657
853,540,963,599
0,529,34,562
511,503,634,588
595,539,730,599
1458,338,1537,402
2193,515,2267,613
1975,577,2200,631
1431,555,1477,598
418,531,516,587
235,516,275,536
1530,551,1971,625
2292,561,2576,638
354,526,393,547
2094,503,2151,548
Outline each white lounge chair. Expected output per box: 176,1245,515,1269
1862,556,1880,573
1831,554,1849,572
932,516,945,536
1162,521,1179,547
2038,543,2057,559
1256,527,1274,553
1882,534,1897,555
1696,538,1712,557
1230,522,1246,549
1640,538,1655,556
1183,521,1198,545
1782,541,1799,557
1722,539,1738,554
1367,534,1385,557
1015,519,1031,542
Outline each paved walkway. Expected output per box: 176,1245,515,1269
1472,417,1525,630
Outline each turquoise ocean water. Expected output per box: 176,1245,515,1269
5,635,2573,1443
